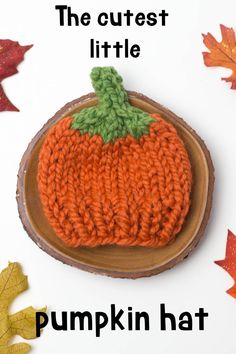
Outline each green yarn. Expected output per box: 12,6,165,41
71,66,155,143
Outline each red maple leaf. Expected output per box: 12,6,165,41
215,230,236,298
202,24,236,89
0,40,32,112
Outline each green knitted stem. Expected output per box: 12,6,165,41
71,67,155,143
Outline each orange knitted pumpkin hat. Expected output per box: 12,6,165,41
37,67,192,248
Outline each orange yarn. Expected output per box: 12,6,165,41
37,113,192,248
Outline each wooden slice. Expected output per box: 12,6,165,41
17,92,214,278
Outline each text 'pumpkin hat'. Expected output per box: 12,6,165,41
37,67,192,248
17,66,214,277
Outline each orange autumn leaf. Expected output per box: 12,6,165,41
202,24,236,89
215,230,236,298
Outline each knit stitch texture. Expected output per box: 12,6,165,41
72,67,155,143
37,66,192,248
37,113,192,248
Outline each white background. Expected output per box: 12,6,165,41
1,0,236,352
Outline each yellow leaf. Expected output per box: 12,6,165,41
0,263,28,345
10,306,47,339
0,343,31,354
0,262,27,311
0,262,46,352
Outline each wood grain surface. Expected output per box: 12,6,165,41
16,92,214,278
